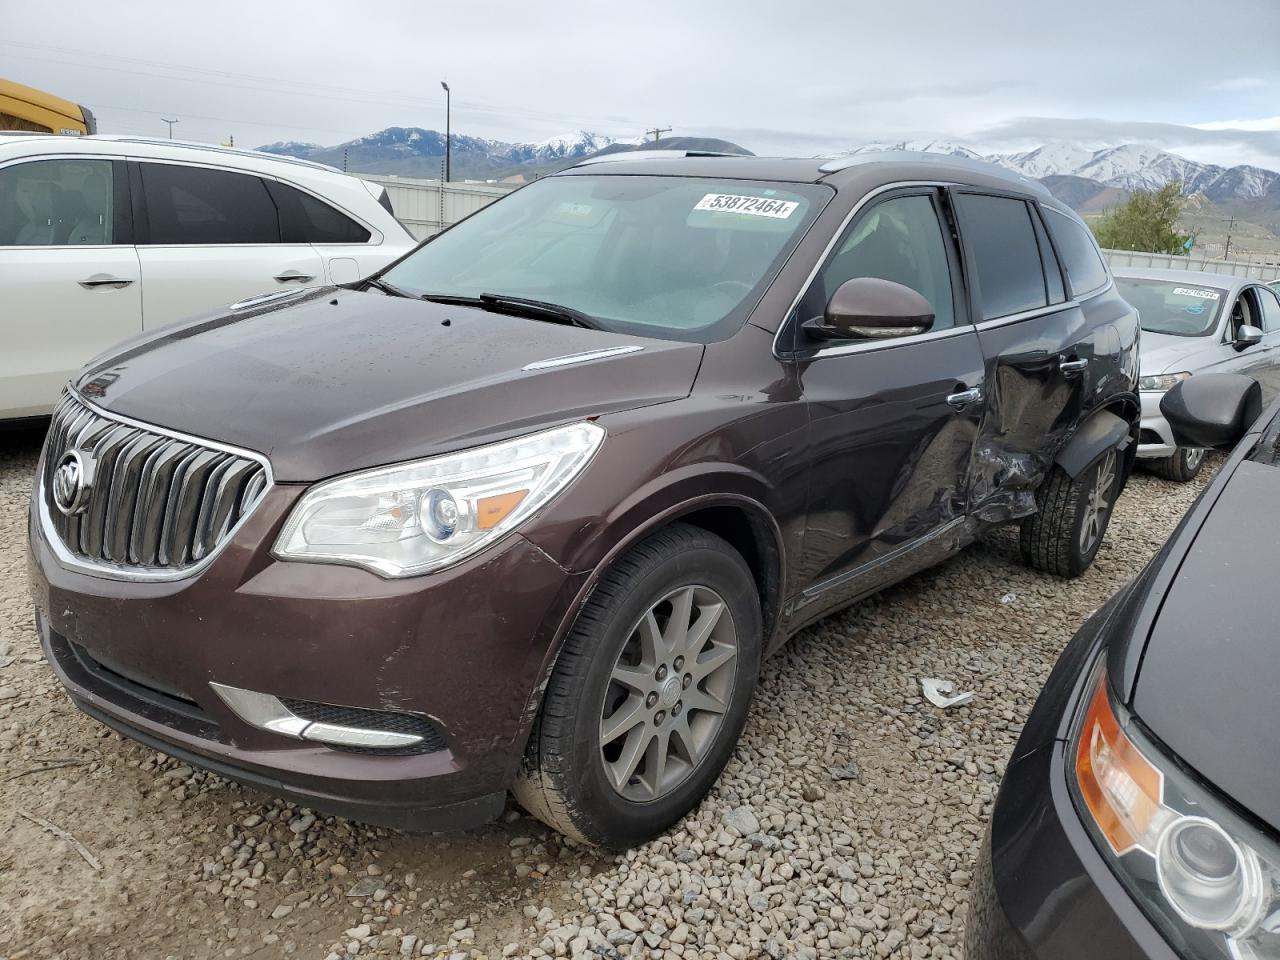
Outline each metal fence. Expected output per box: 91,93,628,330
364,175,516,240
1102,248,1280,282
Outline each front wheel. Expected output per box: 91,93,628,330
512,524,762,848
1147,446,1205,483
1019,449,1120,578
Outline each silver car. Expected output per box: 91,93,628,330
1116,268,1280,480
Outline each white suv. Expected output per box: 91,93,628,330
0,135,417,419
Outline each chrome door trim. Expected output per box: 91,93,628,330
790,325,975,360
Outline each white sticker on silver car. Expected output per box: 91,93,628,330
693,194,799,218
1172,287,1221,300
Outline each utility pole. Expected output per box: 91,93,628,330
162,118,179,139
1224,215,1238,261
646,126,672,142
440,81,451,182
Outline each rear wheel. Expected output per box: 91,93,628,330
1019,449,1120,578
1147,446,1205,483
513,524,761,848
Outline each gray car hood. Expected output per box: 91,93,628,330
1139,330,1219,377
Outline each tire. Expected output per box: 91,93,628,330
512,523,762,849
1019,449,1121,578
1147,446,1205,483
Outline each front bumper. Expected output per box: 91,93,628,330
966,613,1179,960
1137,390,1177,459
28,485,587,831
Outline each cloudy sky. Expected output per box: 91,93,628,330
7,0,1280,168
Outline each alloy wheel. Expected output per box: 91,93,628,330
1184,447,1205,471
1079,450,1117,555
599,585,738,802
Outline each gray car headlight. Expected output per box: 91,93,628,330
1070,660,1280,959
273,422,604,577
1139,371,1192,392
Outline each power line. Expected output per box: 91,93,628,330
646,126,672,142
0,40,646,135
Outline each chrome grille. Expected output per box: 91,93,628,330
42,393,269,576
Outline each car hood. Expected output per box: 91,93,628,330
76,287,704,481
1138,330,1217,377
1129,457,1280,831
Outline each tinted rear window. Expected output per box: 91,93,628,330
1030,207,1066,304
140,163,279,244
1044,208,1110,296
954,193,1047,320
266,180,371,243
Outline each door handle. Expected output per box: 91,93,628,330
78,274,135,289
1060,358,1089,375
273,271,315,283
946,386,983,409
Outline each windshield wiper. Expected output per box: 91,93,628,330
364,277,416,298
421,291,600,330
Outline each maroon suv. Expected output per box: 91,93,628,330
29,151,1139,848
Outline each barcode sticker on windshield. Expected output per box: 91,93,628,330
1173,287,1220,300
694,193,799,219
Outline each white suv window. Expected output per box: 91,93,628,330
0,158,115,246
139,162,279,245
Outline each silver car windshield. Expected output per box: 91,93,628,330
1117,278,1228,337
381,174,830,342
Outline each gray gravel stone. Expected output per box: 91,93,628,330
0,431,1217,959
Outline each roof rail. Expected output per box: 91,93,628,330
573,149,741,167
85,135,342,173
817,150,1050,196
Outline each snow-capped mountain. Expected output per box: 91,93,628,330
825,139,1280,203
834,139,987,161
995,143,1280,200
991,143,1102,180
259,128,651,179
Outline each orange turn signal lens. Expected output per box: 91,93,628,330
474,489,529,530
1075,670,1166,855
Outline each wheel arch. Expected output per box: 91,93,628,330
523,488,785,723
1056,395,1139,480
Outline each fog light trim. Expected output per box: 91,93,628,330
209,682,424,749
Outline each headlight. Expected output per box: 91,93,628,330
1070,664,1280,958
274,421,604,577
1140,371,1192,392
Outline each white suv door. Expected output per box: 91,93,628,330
0,157,142,418
132,160,325,327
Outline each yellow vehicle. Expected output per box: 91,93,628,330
0,79,96,136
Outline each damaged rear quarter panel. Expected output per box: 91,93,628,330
969,287,1138,523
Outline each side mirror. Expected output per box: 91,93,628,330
1160,373,1262,451
1234,324,1263,351
803,277,934,342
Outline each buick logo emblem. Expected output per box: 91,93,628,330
52,450,95,517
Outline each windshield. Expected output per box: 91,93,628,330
1117,277,1228,337
381,174,830,342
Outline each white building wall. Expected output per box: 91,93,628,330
364,175,517,240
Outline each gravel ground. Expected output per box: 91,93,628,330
0,425,1216,960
